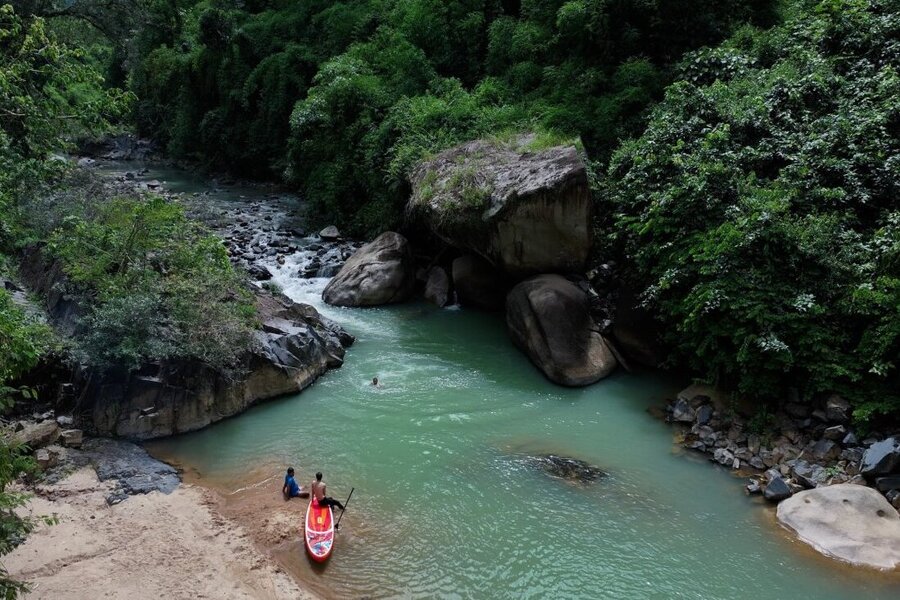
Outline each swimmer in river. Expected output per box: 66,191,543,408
372,377,381,387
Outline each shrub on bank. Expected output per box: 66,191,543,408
47,196,256,373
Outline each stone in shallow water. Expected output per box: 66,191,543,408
777,484,900,569
527,454,606,484
764,476,793,502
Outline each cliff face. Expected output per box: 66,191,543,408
20,245,353,439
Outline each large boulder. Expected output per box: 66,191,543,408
322,232,414,307
409,135,591,278
75,293,353,439
506,275,616,386
776,484,900,569
452,255,507,310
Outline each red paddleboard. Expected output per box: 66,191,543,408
305,498,334,562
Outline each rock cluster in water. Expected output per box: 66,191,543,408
527,454,607,484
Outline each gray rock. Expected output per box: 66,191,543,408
823,425,847,441
81,438,179,496
409,135,591,277
35,448,54,469
319,225,341,240
764,476,793,502
60,429,83,448
695,405,713,426
842,431,859,446
322,232,415,307
825,394,851,423
672,398,696,423
861,437,900,479
423,266,451,308
714,448,735,466
810,439,839,461
11,421,60,449
791,461,827,489
749,456,766,470
777,484,900,569
746,479,761,494
56,415,74,427
811,409,827,422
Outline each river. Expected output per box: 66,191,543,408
101,162,899,599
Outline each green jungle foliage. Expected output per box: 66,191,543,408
127,0,776,235
47,196,256,373
609,0,900,420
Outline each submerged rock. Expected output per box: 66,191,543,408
322,232,415,307
506,275,616,386
409,134,591,277
776,484,900,570
527,454,606,484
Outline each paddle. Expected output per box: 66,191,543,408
334,487,354,531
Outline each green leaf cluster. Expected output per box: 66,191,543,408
609,0,900,419
47,196,256,373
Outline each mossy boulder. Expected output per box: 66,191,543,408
409,135,591,278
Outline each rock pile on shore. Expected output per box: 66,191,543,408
667,384,900,512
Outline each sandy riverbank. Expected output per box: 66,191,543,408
6,467,317,600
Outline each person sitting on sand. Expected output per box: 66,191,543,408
283,467,304,499
311,472,344,511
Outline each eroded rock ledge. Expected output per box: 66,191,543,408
78,291,353,439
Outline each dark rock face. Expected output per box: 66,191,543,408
506,275,616,386
69,438,179,504
322,232,415,307
451,255,506,310
409,135,591,278
824,394,851,423
77,293,352,439
424,266,451,307
861,437,900,479
610,285,666,369
528,454,606,484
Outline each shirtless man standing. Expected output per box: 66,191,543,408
311,472,345,511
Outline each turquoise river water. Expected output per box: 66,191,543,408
109,164,900,599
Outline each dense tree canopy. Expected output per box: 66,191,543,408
609,0,900,418
127,0,776,235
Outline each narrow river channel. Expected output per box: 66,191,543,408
106,163,899,599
